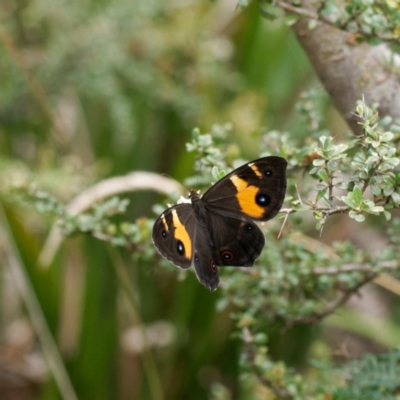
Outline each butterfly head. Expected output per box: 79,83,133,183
189,189,201,203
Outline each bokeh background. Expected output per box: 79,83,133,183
1,0,398,399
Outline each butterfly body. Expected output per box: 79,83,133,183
152,156,287,291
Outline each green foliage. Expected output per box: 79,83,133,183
1,1,400,400
9,99,400,398
333,348,400,399
286,100,400,229
257,0,400,45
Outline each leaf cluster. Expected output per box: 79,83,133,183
257,0,400,45
334,348,400,399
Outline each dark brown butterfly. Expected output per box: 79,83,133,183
152,156,287,291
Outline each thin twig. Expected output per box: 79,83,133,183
361,158,382,193
313,261,399,275
286,272,378,325
279,205,350,218
312,272,377,321
278,209,293,239
295,184,304,206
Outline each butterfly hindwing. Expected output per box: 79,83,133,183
207,210,265,266
202,156,287,221
192,222,220,291
152,204,195,269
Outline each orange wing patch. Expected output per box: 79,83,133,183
229,175,265,218
171,210,192,259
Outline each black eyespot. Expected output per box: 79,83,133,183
244,223,253,231
177,240,185,256
162,231,167,238
195,253,199,262
265,169,272,177
210,259,217,273
255,193,270,207
221,250,234,262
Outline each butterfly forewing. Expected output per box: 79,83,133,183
202,156,287,221
152,204,195,269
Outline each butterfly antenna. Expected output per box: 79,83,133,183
195,160,204,192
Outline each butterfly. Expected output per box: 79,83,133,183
152,156,287,291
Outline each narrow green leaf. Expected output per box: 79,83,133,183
352,186,363,206
317,169,329,183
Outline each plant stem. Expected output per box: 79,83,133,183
0,204,78,400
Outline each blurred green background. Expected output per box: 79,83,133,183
1,0,394,399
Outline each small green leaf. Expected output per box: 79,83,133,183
341,195,357,209
368,206,384,214
313,211,323,220
384,210,391,221
382,131,394,142
334,144,348,154
347,181,355,192
321,197,332,207
198,133,212,147
313,159,325,167
370,185,381,196
315,183,327,191
383,186,394,196
316,188,327,203
317,169,329,183
391,192,400,204
352,186,363,206
354,214,365,222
